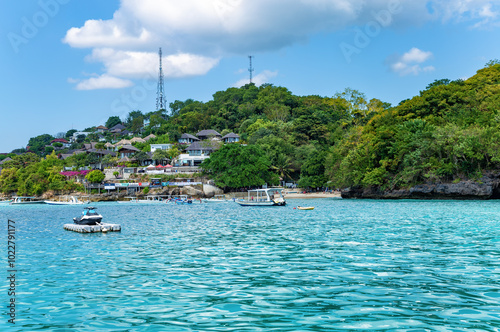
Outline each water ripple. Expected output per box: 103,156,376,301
1,199,499,331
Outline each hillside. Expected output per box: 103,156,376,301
326,64,500,197
1,63,499,197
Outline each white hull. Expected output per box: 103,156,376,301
45,201,85,205
235,200,280,206
11,200,45,205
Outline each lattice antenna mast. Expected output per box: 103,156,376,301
156,47,166,111
248,55,254,84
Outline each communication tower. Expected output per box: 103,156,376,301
156,48,166,111
248,55,254,84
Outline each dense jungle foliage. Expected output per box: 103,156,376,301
1,63,499,194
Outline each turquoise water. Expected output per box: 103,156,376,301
1,199,500,331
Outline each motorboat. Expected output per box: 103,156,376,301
10,196,45,205
44,196,88,205
0,199,12,204
201,195,227,203
173,195,193,204
117,195,170,203
235,188,286,206
297,206,314,210
73,207,103,225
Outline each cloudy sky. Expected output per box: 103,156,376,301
1,0,499,152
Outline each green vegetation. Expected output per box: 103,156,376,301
2,63,499,194
85,170,105,183
326,64,500,190
0,152,83,195
200,144,278,189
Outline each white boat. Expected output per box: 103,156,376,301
73,207,103,225
10,196,45,205
201,195,228,203
235,188,286,206
118,195,170,203
44,196,88,205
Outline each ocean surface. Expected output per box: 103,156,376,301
1,199,499,331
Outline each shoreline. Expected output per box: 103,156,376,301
283,192,341,199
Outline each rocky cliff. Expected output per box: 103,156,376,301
341,173,500,199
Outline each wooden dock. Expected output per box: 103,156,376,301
64,223,121,233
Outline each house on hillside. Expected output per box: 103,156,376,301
222,133,240,143
70,131,91,143
196,129,221,141
117,145,140,159
109,124,126,133
177,141,220,167
178,133,199,144
51,138,71,148
96,125,108,133
151,144,173,153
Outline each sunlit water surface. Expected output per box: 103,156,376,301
1,199,499,331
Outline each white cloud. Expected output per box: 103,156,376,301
86,48,219,79
64,0,499,89
75,74,134,90
428,0,499,27
388,48,435,76
234,70,278,87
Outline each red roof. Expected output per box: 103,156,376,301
51,138,68,143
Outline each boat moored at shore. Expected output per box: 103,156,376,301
44,196,89,205
10,196,45,205
201,195,228,203
235,188,286,206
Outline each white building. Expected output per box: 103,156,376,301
150,144,173,153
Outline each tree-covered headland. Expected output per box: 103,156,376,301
1,62,499,196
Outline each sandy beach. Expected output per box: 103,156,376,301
283,191,341,199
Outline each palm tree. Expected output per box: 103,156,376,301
270,153,293,186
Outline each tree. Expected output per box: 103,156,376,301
334,88,367,119
125,110,144,125
65,129,77,138
200,144,277,189
425,79,451,91
28,134,55,156
485,59,500,68
130,116,144,133
134,151,149,165
153,149,169,164
76,134,86,144
85,170,105,183
167,146,180,161
105,116,122,129
298,151,327,188
86,153,100,167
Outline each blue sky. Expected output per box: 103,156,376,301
1,0,499,153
